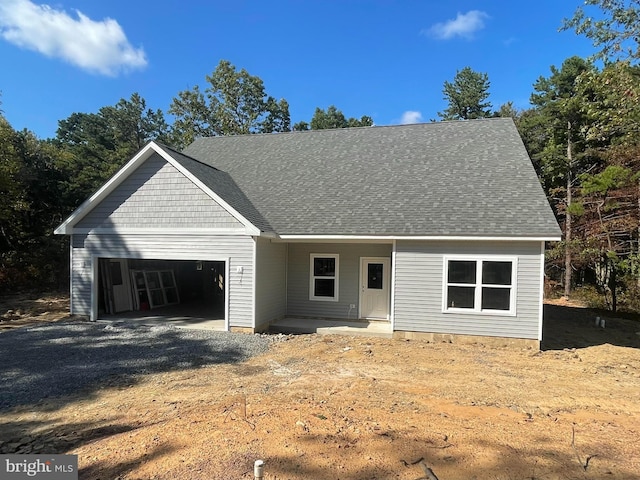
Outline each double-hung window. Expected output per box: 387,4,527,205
310,254,339,301
444,257,516,315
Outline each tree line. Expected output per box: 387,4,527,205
0,59,374,292
1,0,639,313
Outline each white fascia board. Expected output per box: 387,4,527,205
389,240,397,331
276,235,561,242
71,227,251,236
538,241,545,341
154,147,262,236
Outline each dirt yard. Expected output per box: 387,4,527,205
1,293,640,479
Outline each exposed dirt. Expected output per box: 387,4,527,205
0,292,72,331
1,294,640,479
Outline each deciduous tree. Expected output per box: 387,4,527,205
169,60,290,147
562,0,640,62
0,116,67,291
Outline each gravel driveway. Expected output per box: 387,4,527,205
0,321,271,410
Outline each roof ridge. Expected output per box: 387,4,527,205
186,118,514,142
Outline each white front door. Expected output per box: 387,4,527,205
359,257,390,320
110,259,132,313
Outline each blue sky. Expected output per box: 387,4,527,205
0,0,600,139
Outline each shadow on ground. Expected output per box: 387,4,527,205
542,304,640,350
0,416,147,455
78,444,175,479
177,429,635,480
0,321,269,411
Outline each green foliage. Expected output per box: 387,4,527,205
576,61,640,144
527,57,596,191
167,85,211,147
348,115,374,127
580,165,634,194
55,93,169,207
261,97,291,134
308,105,373,130
531,56,594,113
108,93,170,150
0,118,69,292
566,202,585,216
292,120,310,131
562,0,640,62
208,59,267,135
2,93,169,293
515,108,550,175
572,285,610,309
169,60,290,147
438,67,492,120
521,56,637,306
493,101,521,119
0,116,25,225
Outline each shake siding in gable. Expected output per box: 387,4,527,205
76,153,242,230
393,240,542,339
70,233,254,328
254,238,287,329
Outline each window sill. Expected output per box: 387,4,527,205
309,296,339,302
443,308,516,317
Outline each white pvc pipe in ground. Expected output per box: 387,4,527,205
254,459,264,479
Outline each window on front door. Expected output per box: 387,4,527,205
310,254,339,301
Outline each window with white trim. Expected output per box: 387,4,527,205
444,257,516,314
310,254,339,301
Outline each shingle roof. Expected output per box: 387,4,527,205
154,143,273,232
180,118,560,238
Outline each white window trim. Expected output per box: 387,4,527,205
309,253,339,302
442,256,517,316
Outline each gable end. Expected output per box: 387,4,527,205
74,153,243,231
55,142,261,235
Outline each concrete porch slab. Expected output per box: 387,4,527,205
270,318,393,338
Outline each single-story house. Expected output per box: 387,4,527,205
55,118,561,347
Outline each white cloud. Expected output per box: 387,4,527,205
0,0,147,75
400,111,423,124
423,10,489,40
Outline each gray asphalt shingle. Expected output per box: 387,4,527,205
155,143,273,232
177,118,560,237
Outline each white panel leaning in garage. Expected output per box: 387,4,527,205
55,118,561,347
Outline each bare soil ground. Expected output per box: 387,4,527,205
1,293,640,479
0,291,71,330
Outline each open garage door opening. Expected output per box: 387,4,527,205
97,258,226,330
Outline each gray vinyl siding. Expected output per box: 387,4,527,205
70,233,254,328
71,235,92,316
254,238,287,329
287,243,392,319
393,240,543,339
76,153,242,230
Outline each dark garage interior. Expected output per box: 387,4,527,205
97,259,225,322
